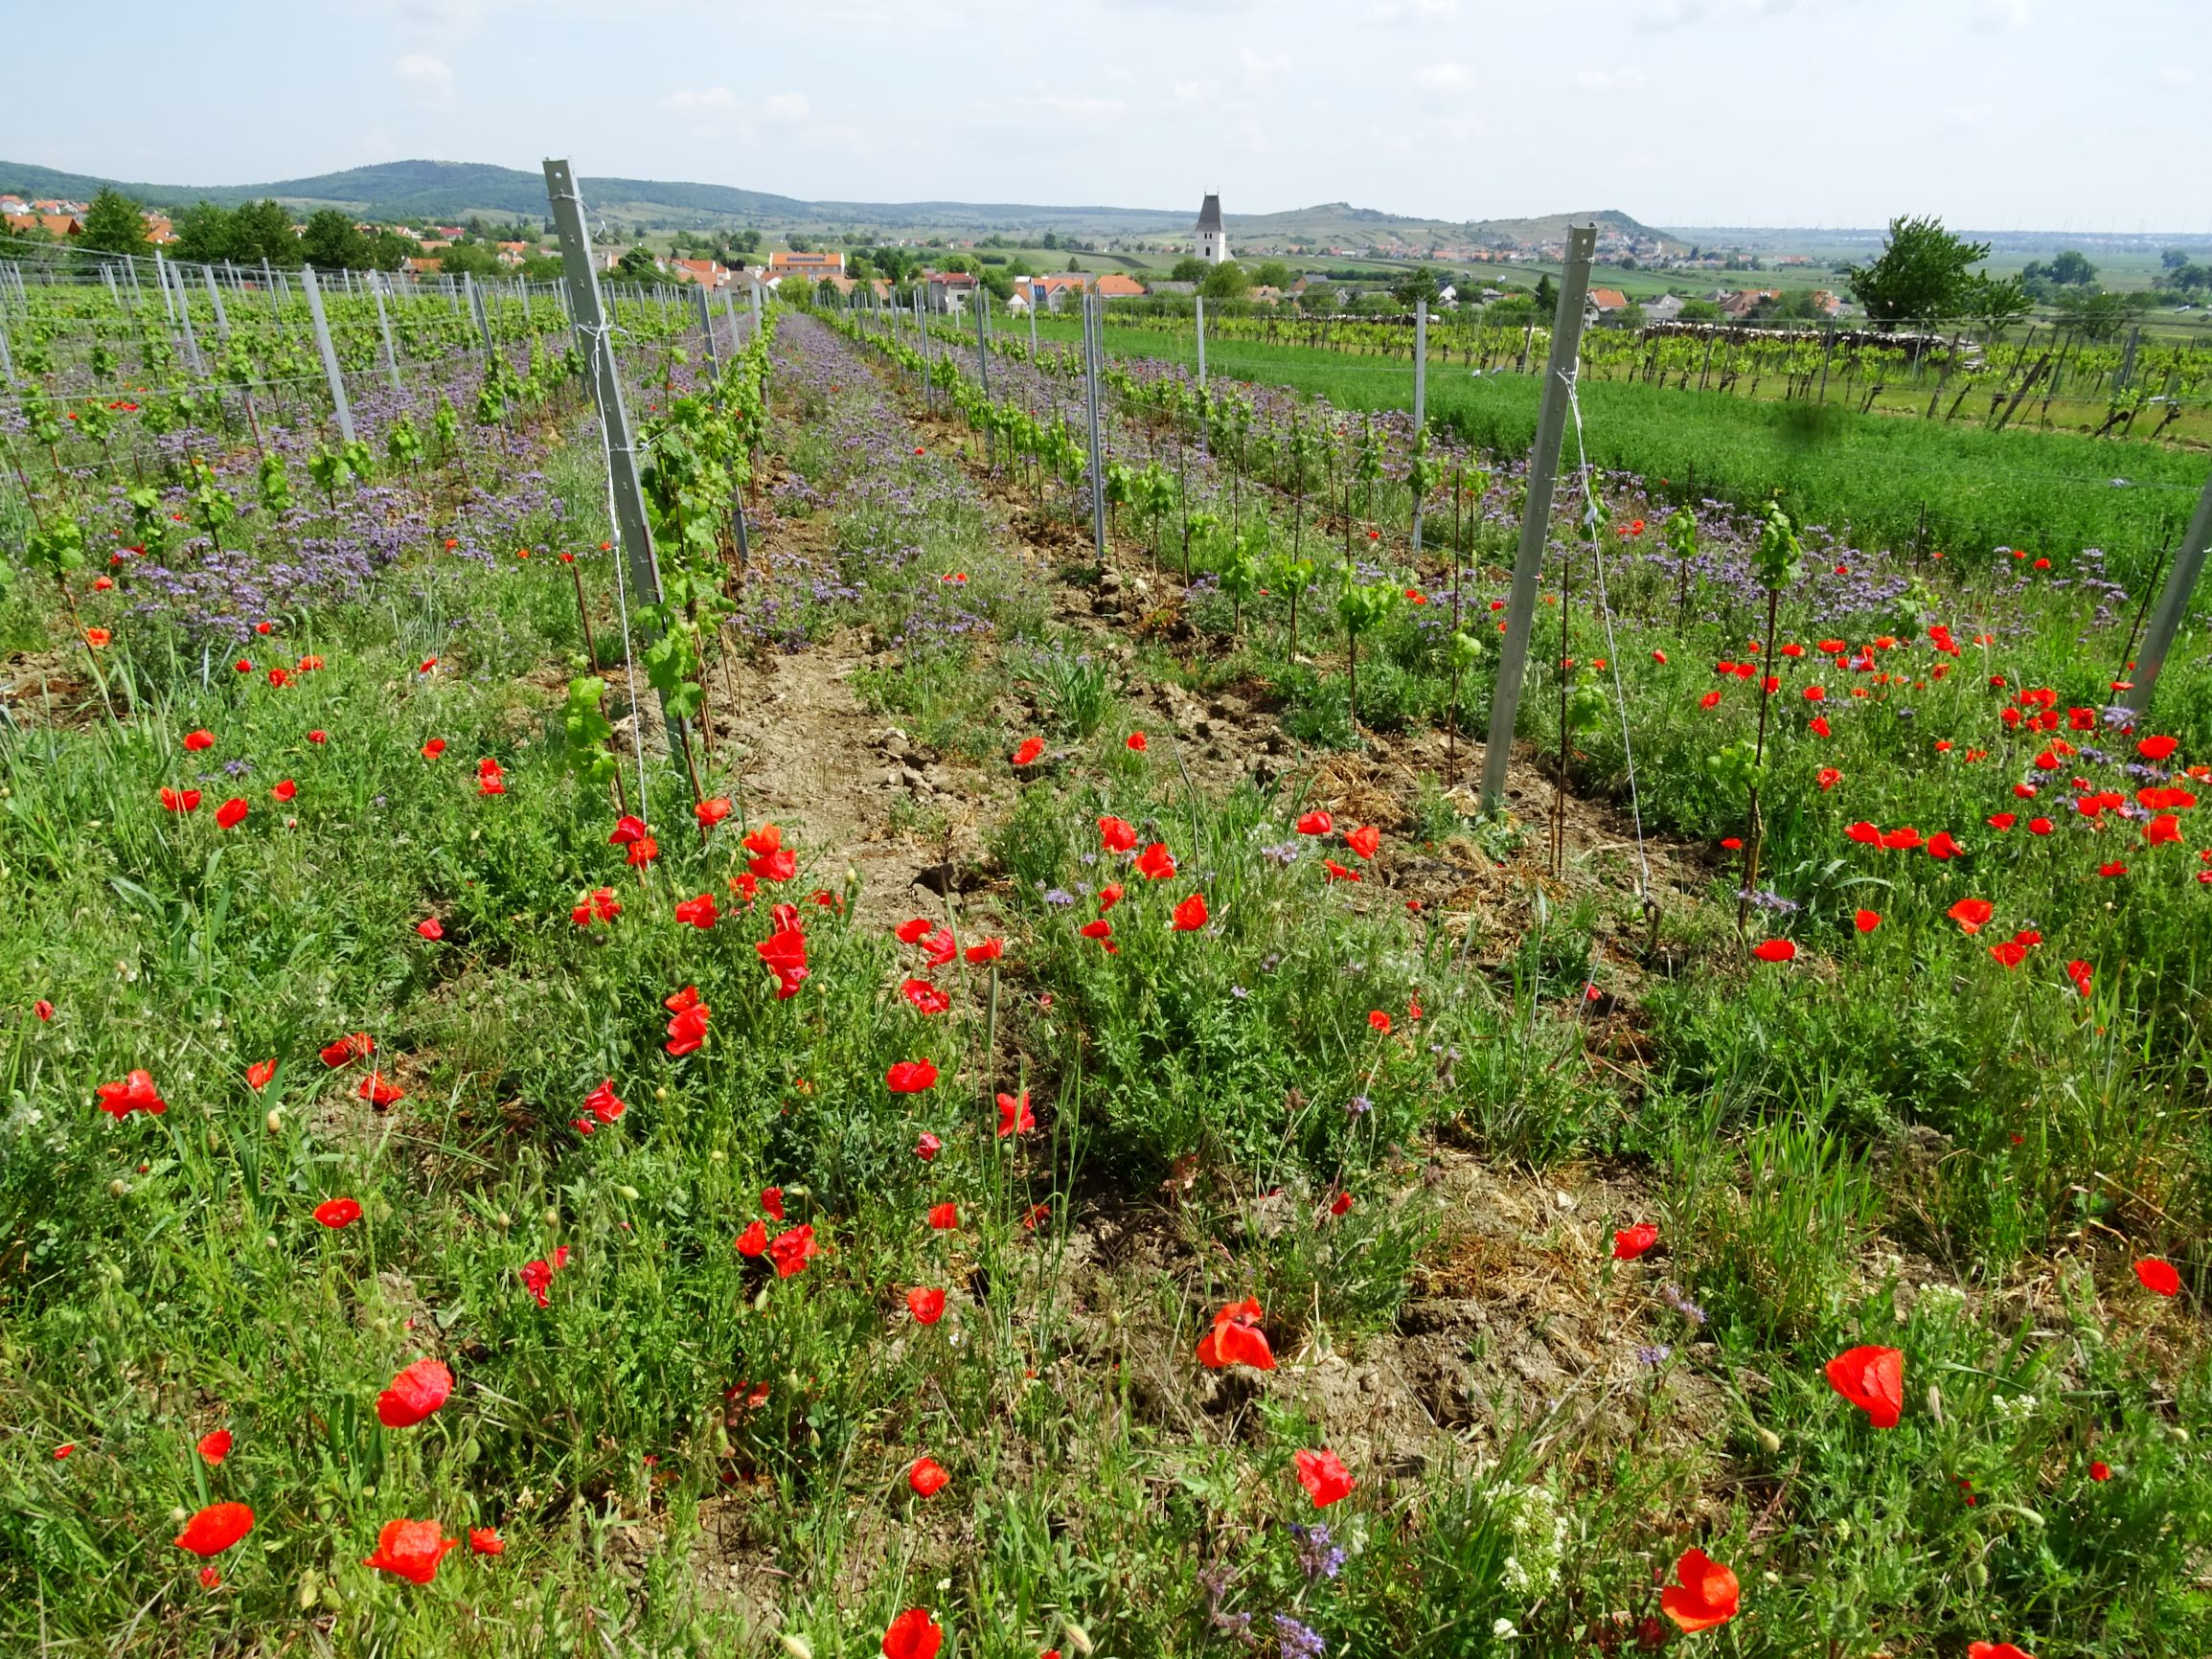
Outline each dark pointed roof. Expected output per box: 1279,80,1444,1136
1197,193,1222,233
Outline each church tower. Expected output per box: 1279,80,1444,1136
1196,193,1229,265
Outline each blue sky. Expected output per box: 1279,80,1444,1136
7,0,2203,230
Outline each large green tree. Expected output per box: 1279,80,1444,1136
1391,265,1441,308
230,199,304,268
1841,216,1991,326
79,187,150,256
1170,255,1207,284
172,201,238,263
1198,260,1250,300
300,209,369,270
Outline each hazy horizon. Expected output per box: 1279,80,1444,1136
5,0,2204,234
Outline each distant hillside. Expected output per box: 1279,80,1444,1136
0,156,1670,248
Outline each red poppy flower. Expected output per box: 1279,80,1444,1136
2144,812,2182,847
376,1358,453,1428
1989,940,2028,968
2137,736,2178,762
468,1528,504,1557
1126,732,1148,752
1079,919,1112,941
1330,1191,1355,1216
1345,824,1380,861
609,815,649,847
1845,821,1881,846
422,739,447,760
475,758,506,796
198,1428,232,1466
215,797,249,830
414,917,444,942
1099,815,1137,852
749,846,796,882
965,937,1004,964
2134,1258,2181,1297
362,1517,458,1584
196,1565,220,1590
924,1201,959,1232
313,1196,362,1228
1987,812,2017,830
34,998,54,1021
1011,737,1045,766
1751,939,1796,963
1848,908,1881,935
1948,898,1994,934
695,796,733,830
583,1079,627,1125
95,1069,167,1118
1816,767,1840,790
664,987,711,1055
1294,1447,1355,1508
183,728,216,752
1196,1297,1275,1371
908,1286,949,1325
761,1186,785,1220
882,1609,945,1659
2089,1461,2111,1482
518,1247,569,1307
573,887,622,926
1881,826,1922,852
735,1220,768,1257
1171,893,1209,931
2065,959,2094,997
1967,1645,2036,1659
1295,810,1334,835
770,1223,818,1278
916,1132,942,1161
887,1058,939,1093
1660,1548,1741,1633
1133,842,1176,880
674,894,720,929
271,778,298,804
1613,1222,1659,1261
1323,858,1360,882
1825,1344,1905,1428
358,1071,404,1106
1927,831,1961,860
174,1502,255,1557
997,1091,1036,1136
1368,1010,1392,1034
908,1456,950,1496
895,917,934,945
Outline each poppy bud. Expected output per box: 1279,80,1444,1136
779,1637,815,1659
495,1212,512,1229
1967,1558,1988,1589
109,1178,128,1197
1754,1426,1781,1454
1062,1622,1096,1656
297,1570,320,1609
264,1108,284,1133
1926,1383,1945,1425
543,1207,561,1227
618,1185,641,1202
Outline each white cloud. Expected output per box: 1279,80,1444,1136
1017,91,1130,119
1370,0,1460,18
2155,65,2193,86
661,85,738,115
1573,65,1649,92
1945,101,1995,125
393,51,455,106
1413,62,1471,89
764,92,811,119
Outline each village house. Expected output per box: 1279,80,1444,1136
768,249,846,277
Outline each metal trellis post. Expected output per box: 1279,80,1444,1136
1479,225,1597,812
373,284,402,395
542,157,674,740
2120,469,2212,717
1084,291,1107,560
1196,294,1207,390
1412,297,1427,554
203,266,230,340
299,265,356,446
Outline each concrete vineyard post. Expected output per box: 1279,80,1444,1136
1028,287,1038,360
1084,291,1107,560
2121,468,2212,716
919,291,934,411
973,289,993,466
155,251,175,326
173,261,207,377
696,282,720,376
1480,224,1597,812
541,157,674,749
203,267,230,340
262,257,278,315
373,284,402,394
1412,298,1427,554
1197,295,1207,390
467,274,497,364
299,265,356,447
